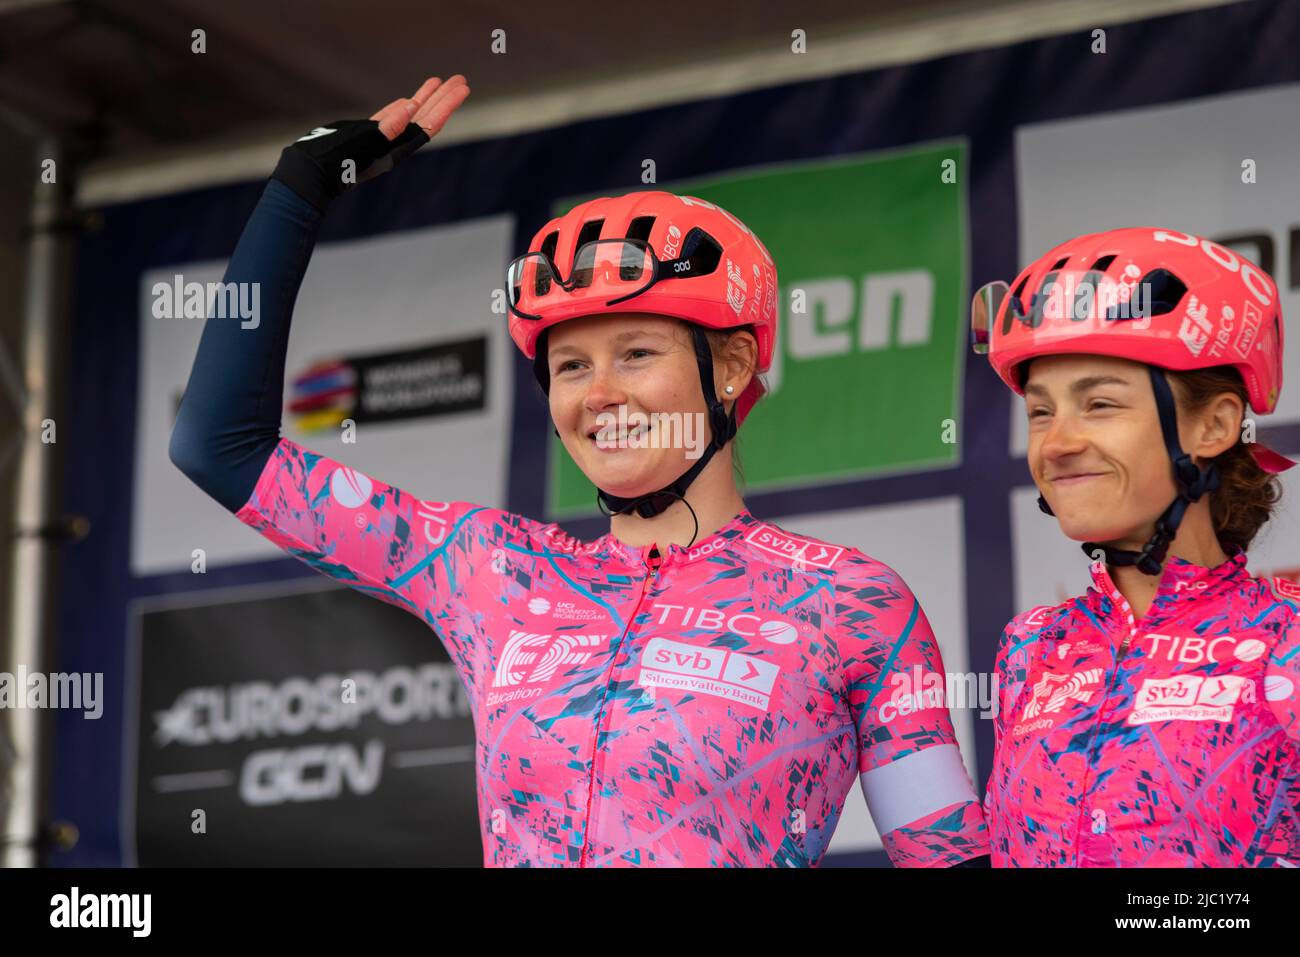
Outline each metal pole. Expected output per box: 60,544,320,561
1,136,65,867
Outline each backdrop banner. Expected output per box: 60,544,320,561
57,0,1300,865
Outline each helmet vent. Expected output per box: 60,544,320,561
1091,254,1117,273
1137,268,1188,317
535,231,559,296
680,227,723,276
1050,256,1070,271
574,219,605,269
626,216,656,243
539,230,559,263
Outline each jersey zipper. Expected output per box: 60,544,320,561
1071,585,1140,862
576,544,661,867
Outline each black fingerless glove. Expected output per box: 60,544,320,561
271,119,429,212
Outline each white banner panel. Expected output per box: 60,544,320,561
132,214,515,575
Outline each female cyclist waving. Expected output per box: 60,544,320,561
170,76,989,867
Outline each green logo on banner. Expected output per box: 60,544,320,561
546,142,968,518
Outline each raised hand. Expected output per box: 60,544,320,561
371,75,471,141
272,75,471,211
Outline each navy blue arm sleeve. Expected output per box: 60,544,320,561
167,178,324,513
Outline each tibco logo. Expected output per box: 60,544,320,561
1147,633,1265,665
1264,675,1295,701
662,223,682,260
652,603,800,644
492,632,606,687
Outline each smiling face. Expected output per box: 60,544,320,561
546,313,740,499
1024,354,1183,546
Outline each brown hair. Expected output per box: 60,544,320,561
1168,366,1281,552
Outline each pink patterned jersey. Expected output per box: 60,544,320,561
234,437,988,867
986,551,1300,866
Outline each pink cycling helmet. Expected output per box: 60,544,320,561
507,190,777,425
972,226,1293,573
975,227,1283,414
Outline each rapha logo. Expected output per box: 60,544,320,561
491,632,606,688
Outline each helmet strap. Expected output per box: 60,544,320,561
1066,366,1220,575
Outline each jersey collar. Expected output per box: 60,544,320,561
598,510,758,568
1087,547,1251,626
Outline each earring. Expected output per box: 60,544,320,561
724,385,735,395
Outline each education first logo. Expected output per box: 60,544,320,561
547,142,969,517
